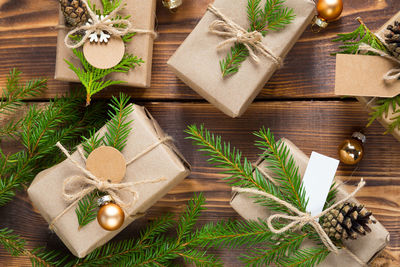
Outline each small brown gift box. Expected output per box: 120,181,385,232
55,0,156,88
27,104,191,258
335,12,400,141
167,0,315,118
231,138,390,266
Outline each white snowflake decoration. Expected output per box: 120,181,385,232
86,15,112,43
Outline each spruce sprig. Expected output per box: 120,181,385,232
333,17,388,55
0,75,107,207
66,49,143,106
254,127,307,211
333,18,400,133
0,228,68,267
75,93,133,228
220,0,295,77
186,125,333,266
0,69,46,116
69,193,222,267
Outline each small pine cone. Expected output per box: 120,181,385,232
60,0,89,27
322,202,376,242
385,21,400,60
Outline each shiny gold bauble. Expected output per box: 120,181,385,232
162,0,182,11
317,0,343,21
338,138,364,165
97,203,125,231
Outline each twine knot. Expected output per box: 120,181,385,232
357,39,400,82
207,4,282,67
233,179,367,254
49,136,172,230
64,0,157,49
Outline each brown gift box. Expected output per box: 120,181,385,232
27,104,191,258
231,138,390,266
55,0,156,88
335,12,400,141
167,0,315,118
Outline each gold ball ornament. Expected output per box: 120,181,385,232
338,132,366,165
162,0,182,12
311,0,343,32
97,196,125,231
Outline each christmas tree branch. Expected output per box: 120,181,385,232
66,49,143,106
220,0,295,77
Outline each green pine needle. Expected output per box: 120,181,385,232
76,191,99,228
333,18,400,132
104,93,133,151
186,125,335,265
333,17,388,55
220,0,295,77
75,93,133,227
0,69,46,116
65,49,143,106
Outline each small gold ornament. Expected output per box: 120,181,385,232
338,132,365,165
311,0,343,32
97,195,125,231
162,0,182,12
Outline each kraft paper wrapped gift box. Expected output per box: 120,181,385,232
231,138,390,266
55,0,156,88
167,0,315,117
28,104,191,258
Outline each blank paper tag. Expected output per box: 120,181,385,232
335,54,400,98
302,152,339,216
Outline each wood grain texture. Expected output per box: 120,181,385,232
0,0,399,100
1,0,400,266
1,102,400,266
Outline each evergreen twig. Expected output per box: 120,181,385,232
186,125,333,266
333,17,400,132
66,49,143,106
220,0,295,77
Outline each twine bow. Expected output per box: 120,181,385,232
358,41,400,82
232,179,366,253
64,0,157,49
207,4,283,67
49,136,172,230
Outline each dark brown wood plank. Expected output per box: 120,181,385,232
0,0,399,100
1,101,400,266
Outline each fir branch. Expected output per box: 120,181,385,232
276,246,330,267
220,0,294,77
104,93,133,151
66,49,143,105
0,91,108,207
254,127,307,211
70,193,222,267
76,191,99,228
0,228,68,267
185,124,288,214
240,231,307,266
333,17,388,55
0,69,46,115
220,43,249,77
81,130,104,156
367,96,400,133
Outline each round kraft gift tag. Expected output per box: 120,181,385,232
86,146,126,183
83,36,125,69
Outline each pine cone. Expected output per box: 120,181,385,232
322,202,375,241
60,0,89,27
385,21,400,60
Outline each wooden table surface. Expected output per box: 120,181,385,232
1,0,400,266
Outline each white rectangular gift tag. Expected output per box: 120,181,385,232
302,152,339,216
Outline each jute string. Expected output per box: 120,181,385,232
357,35,400,82
232,179,366,254
48,136,172,230
207,4,283,67
64,0,157,49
